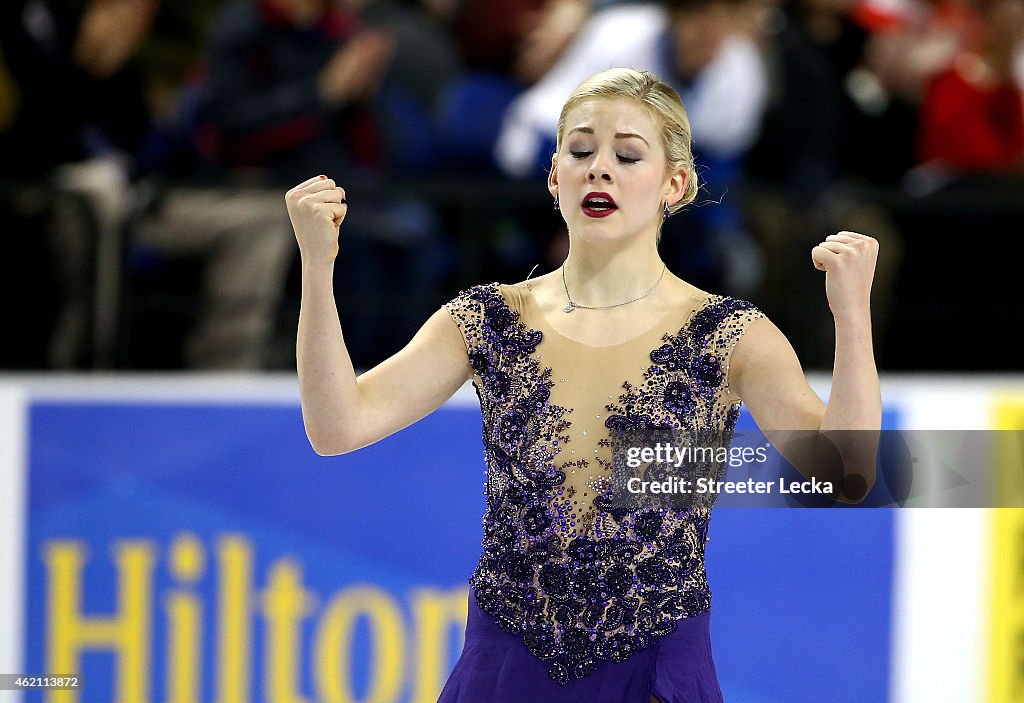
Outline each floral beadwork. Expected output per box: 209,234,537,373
444,283,762,685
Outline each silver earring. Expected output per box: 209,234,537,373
553,195,560,210
663,202,671,218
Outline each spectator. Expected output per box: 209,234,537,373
432,0,590,173
742,0,904,367
492,0,769,295
0,0,154,368
838,0,991,180
0,0,301,370
198,0,455,368
0,0,156,181
494,1,766,179
915,0,1024,171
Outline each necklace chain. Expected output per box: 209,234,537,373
561,263,667,313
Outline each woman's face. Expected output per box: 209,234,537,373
549,97,684,244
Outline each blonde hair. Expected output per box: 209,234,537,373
555,68,699,215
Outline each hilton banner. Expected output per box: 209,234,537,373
4,374,971,702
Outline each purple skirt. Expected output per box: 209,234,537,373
437,590,725,703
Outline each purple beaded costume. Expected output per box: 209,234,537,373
439,282,763,702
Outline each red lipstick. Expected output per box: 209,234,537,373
581,191,617,218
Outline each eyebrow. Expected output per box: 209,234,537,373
566,126,650,146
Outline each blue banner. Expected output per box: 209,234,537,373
23,400,896,702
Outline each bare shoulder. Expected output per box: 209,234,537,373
361,303,473,398
414,305,473,368
728,315,824,430
727,314,793,396
731,315,794,375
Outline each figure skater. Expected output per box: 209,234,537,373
286,67,880,702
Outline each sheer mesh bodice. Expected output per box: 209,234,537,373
444,281,763,685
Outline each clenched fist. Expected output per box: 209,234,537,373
285,175,348,262
811,231,879,320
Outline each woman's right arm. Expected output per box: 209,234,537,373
288,176,472,456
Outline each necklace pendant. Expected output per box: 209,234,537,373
563,301,576,313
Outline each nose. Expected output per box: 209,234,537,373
586,154,613,182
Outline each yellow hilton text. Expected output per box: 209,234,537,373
41,533,468,703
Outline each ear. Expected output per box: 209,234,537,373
664,168,687,207
547,152,559,200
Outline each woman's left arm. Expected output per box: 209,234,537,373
730,231,881,501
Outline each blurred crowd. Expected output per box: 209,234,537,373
0,0,1022,371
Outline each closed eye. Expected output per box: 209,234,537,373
570,151,640,165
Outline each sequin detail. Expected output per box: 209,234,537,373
444,283,762,685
